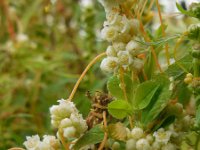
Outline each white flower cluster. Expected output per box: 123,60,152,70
50,99,88,140
99,0,144,73
23,135,60,150
125,127,178,150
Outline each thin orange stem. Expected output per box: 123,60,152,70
68,52,106,101
147,0,155,12
140,0,148,17
137,14,163,72
59,130,70,150
119,68,128,101
98,111,108,150
156,0,170,66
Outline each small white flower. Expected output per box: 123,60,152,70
132,58,143,70
113,42,126,52
153,128,172,144
106,45,117,56
146,134,154,144
136,138,150,150
126,139,137,150
106,11,122,25
23,135,40,150
50,99,78,128
161,143,177,150
116,15,131,33
59,118,73,128
117,50,131,66
101,26,119,42
63,126,76,139
100,57,118,73
126,40,140,53
152,141,162,150
17,33,29,42
70,113,88,133
131,127,144,140
42,135,60,149
38,142,52,150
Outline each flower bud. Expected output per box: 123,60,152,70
188,23,200,41
136,138,150,150
100,57,118,73
126,139,136,150
106,45,117,56
63,126,76,139
101,26,119,42
131,127,144,140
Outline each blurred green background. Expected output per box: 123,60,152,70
0,0,107,148
0,0,199,149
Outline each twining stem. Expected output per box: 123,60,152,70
139,0,148,17
119,68,134,129
156,0,170,66
98,111,108,150
68,52,106,101
119,68,128,101
147,0,155,12
59,130,70,150
137,13,163,73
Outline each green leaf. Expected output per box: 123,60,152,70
176,2,195,17
108,100,132,119
141,75,171,125
73,125,104,150
132,81,160,110
107,74,138,102
165,55,193,79
107,75,124,100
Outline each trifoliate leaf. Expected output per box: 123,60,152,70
132,81,159,110
108,100,132,119
73,125,104,150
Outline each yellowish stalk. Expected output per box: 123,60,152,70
68,52,106,101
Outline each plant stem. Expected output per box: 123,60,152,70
98,111,108,150
156,0,170,66
68,52,106,101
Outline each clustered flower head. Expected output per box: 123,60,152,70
125,126,182,150
23,135,60,150
99,0,144,73
50,99,88,140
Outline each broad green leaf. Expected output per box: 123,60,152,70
107,75,124,100
107,74,138,102
141,75,171,125
73,125,104,150
142,87,171,125
108,100,132,119
165,55,193,79
132,81,160,110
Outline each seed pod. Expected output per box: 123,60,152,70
189,2,200,20
188,23,200,41
192,50,200,58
